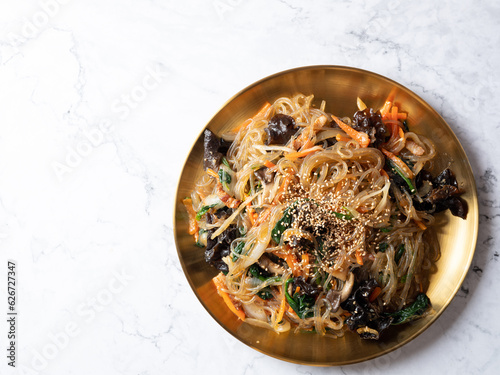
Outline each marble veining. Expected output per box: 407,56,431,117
0,0,499,374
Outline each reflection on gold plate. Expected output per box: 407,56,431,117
173,66,478,365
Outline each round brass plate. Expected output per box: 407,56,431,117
173,66,478,366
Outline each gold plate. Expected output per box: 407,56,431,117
173,66,478,365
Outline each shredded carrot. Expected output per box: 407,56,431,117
398,112,407,120
285,145,322,160
369,286,382,302
398,126,405,139
182,198,199,235
206,168,219,180
247,203,257,226
275,289,286,325
414,219,427,231
380,147,414,179
232,102,271,133
355,250,364,265
255,206,273,226
274,250,301,277
336,133,351,142
419,282,424,293
292,115,328,149
273,171,294,204
380,169,389,179
264,160,276,169
391,106,398,121
295,286,300,294
330,115,370,148
299,138,315,152
213,274,246,321
380,100,392,117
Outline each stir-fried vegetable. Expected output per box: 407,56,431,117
388,293,430,325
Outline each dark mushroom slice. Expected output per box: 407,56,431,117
265,114,297,145
204,226,240,273
203,129,232,172
352,108,388,146
341,279,393,340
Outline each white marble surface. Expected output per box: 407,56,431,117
0,0,499,374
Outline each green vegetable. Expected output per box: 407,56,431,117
271,206,294,244
239,227,246,236
222,157,230,168
257,288,273,300
395,244,405,264
218,167,232,191
388,160,416,194
332,211,353,220
400,273,412,283
195,203,218,221
248,264,269,281
388,293,430,325
232,242,245,261
284,278,315,319
380,227,392,233
378,242,388,252
195,229,208,247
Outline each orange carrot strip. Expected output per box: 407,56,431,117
398,127,405,139
369,286,382,302
414,219,427,231
355,250,364,265
275,292,286,324
397,112,407,120
206,168,219,180
336,133,351,142
380,147,414,179
380,169,389,179
380,100,392,117
182,198,198,235
247,203,256,226
331,115,370,148
285,145,322,160
273,172,294,204
213,274,246,321
264,160,276,169
391,106,398,121
274,250,301,277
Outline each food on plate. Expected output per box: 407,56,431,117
183,94,467,339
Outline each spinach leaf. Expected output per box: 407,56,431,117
389,293,430,325
195,203,218,221
218,167,232,190
248,263,271,281
221,157,231,168
231,241,245,261
332,211,353,220
380,227,392,233
388,160,416,194
378,242,388,252
195,229,208,248
257,288,273,300
271,206,293,244
395,244,405,264
284,278,315,319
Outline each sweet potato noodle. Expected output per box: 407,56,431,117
183,94,467,340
